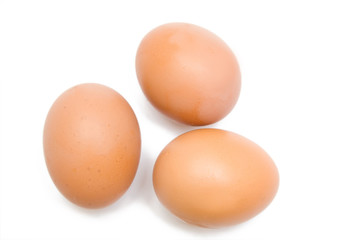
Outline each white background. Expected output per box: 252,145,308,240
1,0,360,239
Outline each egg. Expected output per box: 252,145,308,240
136,23,241,126
153,128,279,228
43,83,141,209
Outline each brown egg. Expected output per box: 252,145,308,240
43,83,141,209
136,23,241,126
153,128,279,228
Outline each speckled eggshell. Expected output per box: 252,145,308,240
153,128,279,228
43,83,141,209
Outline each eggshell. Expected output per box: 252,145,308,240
153,128,279,228
136,23,241,126
43,83,141,209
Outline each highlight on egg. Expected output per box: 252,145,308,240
136,22,241,126
43,83,141,209
153,128,279,228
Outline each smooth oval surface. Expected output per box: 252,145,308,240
153,128,279,228
43,83,141,209
136,23,241,126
